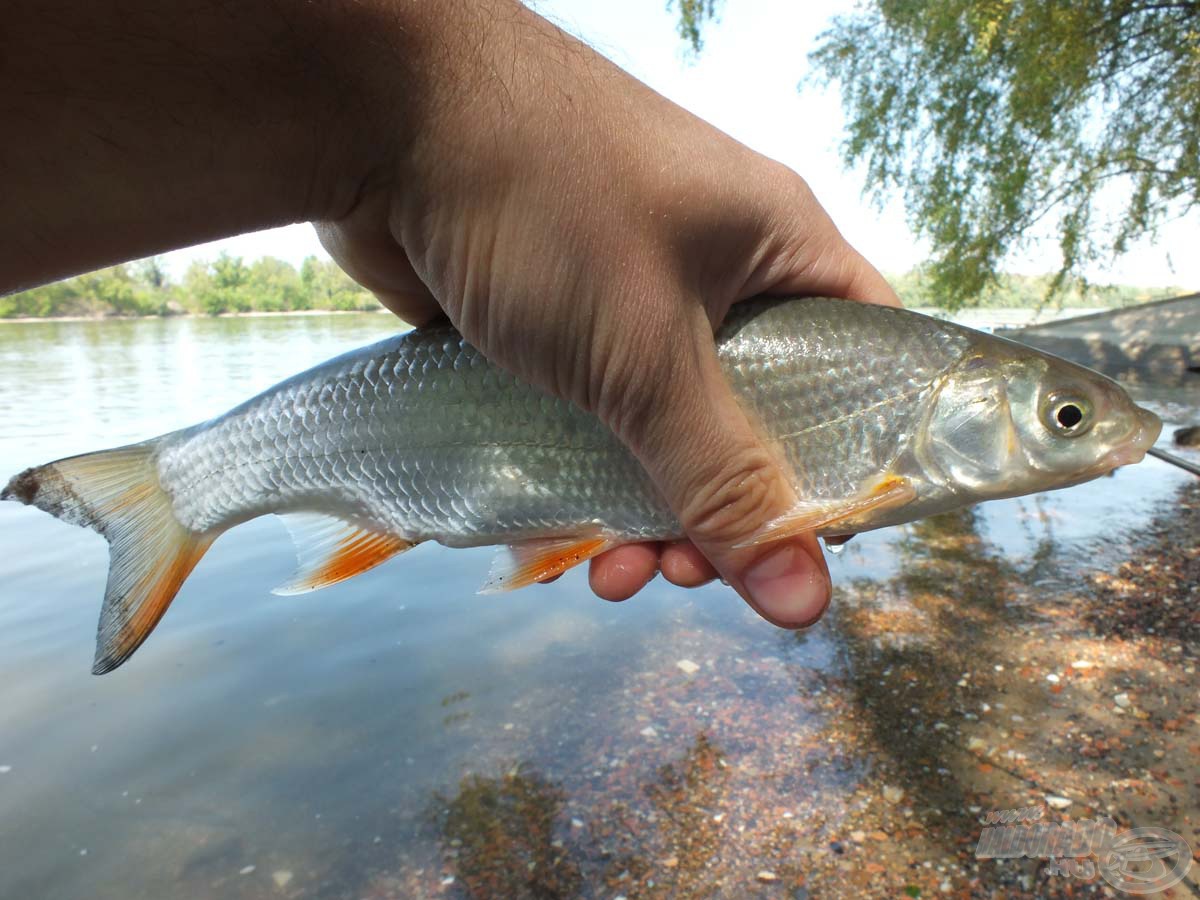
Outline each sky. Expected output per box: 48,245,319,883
164,0,1198,289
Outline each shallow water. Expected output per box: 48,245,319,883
0,314,1194,899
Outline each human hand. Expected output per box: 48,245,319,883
318,0,899,627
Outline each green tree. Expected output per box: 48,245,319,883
676,1,1200,308
299,256,375,311
670,0,722,52
185,253,254,315
248,256,304,312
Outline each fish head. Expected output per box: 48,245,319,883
920,341,1161,499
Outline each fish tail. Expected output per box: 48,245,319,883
2,440,215,674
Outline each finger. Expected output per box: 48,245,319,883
661,540,718,587
589,543,660,601
609,306,831,629
312,220,442,325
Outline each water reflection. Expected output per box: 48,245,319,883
0,315,1195,899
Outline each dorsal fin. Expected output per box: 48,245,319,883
480,536,613,593
273,514,414,595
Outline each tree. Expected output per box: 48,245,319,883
182,253,253,315
299,256,376,311
677,1,1200,308
248,256,305,312
670,0,722,52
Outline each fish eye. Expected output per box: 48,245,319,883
1041,392,1093,437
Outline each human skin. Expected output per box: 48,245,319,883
0,0,898,627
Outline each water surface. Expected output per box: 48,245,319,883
0,314,1193,899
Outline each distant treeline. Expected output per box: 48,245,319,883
0,254,1187,319
891,268,1184,310
0,255,377,319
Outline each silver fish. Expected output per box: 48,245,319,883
2,297,1160,672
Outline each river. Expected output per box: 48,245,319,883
0,313,1194,899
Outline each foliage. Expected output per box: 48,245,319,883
890,267,1182,310
669,0,723,52
1,254,377,318
299,256,377,312
0,262,171,318
673,1,1200,309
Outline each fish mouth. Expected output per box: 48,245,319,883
1092,406,1163,474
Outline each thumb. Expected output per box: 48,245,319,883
607,307,831,628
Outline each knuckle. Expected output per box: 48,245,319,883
676,448,781,548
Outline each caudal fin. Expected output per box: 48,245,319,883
2,441,214,674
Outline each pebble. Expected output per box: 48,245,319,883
675,659,700,675
1173,425,1200,447
571,818,584,829
272,870,293,889
1046,673,1060,683
966,737,986,752
639,726,658,739
441,875,455,886
1113,692,1131,708
239,865,256,875
1045,795,1072,810
756,870,779,883
1071,660,1095,669
882,785,905,804
850,830,866,843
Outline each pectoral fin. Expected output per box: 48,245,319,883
273,513,414,595
733,475,916,547
481,536,614,593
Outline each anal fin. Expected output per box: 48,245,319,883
480,536,614,593
734,475,916,547
273,513,414,595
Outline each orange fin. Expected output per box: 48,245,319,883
480,536,614,593
273,514,414,595
2,440,219,674
733,475,916,547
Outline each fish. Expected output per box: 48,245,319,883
1,297,1161,673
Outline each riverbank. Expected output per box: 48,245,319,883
353,483,1199,900
0,308,394,324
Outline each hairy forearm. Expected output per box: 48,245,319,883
0,0,471,293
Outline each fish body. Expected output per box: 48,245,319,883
2,297,1161,672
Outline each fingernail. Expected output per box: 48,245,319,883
743,542,829,626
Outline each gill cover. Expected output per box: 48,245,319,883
923,354,1030,491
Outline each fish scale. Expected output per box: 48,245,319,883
155,298,969,544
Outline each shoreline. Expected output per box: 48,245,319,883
0,308,393,324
